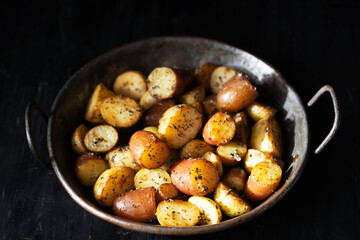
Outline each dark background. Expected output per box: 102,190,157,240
1,0,359,239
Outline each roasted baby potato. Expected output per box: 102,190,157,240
217,72,259,112
180,139,215,160
180,86,206,105
113,187,156,222
158,104,202,149
143,126,160,138
85,83,115,124
134,168,171,190
105,146,142,172
113,70,147,100
188,196,222,225
244,162,282,202
201,151,224,178
143,99,175,126
93,166,135,207
210,66,237,94
147,67,193,100
244,149,284,173
139,91,158,109
129,130,170,169
203,112,236,146
155,183,179,203
195,62,218,89
171,158,219,196
202,95,218,116
156,199,200,227
233,111,250,145
160,149,180,173
75,153,109,187
214,182,252,217
216,141,247,167
245,101,277,122
71,124,89,155
222,167,247,194
250,118,283,158
84,125,118,153
100,95,142,128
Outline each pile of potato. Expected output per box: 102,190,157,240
71,63,284,227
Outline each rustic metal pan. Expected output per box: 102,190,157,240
25,36,340,235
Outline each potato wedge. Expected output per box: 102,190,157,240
202,112,236,146
105,146,142,172
85,83,115,124
75,153,109,187
134,168,171,190
84,125,118,153
93,167,135,207
250,118,283,158
188,196,222,225
113,70,147,100
155,183,179,203
233,111,250,145
201,151,224,178
180,139,215,160
209,66,237,94
222,167,247,194
195,62,218,89
216,141,247,167
139,91,158,110
129,130,170,169
158,104,202,149
156,199,200,227
143,126,160,138
147,67,193,100
244,149,284,173
113,187,156,222
202,95,218,116
71,124,89,155
244,162,282,201
160,149,180,173
246,101,277,122
179,86,206,105
214,182,252,217
143,99,175,126
100,96,142,128
217,72,259,112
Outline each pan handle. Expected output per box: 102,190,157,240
307,85,340,155
25,102,52,170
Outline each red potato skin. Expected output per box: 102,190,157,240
172,68,195,97
113,187,157,222
143,99,175,126
244,175,278,202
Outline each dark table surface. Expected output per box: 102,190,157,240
1,0,359,239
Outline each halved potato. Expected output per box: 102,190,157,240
156,200,200,227
180,139,215,160
222,167,247,194
93,166,135,207
246,101,277,122
105,146,142,172
101,96,142,128
143,99,175,126
179,86,206,105
209,66,237,94
71,124,89,155
85,83,115,123
113,70,147,100
202,95,218,116
160,149,180,173
244,149,284,173
134,168,171,190
139,91,158,110
202,112,236,146
201,151,224,178
158,104,202,149
216,141,247,167
75,153,109,187
188,196,222,225
143,126,160,138
84,125,118,153
233,111,250,145
195,62,218,89
155,183,179,203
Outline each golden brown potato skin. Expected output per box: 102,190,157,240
143,99,175,126
75,153,109,187
202,112,236,146
155,183,179,203
222,167,247,194
180,139,215,160
113,187,157,222
233,111,251,145
195,62,218,89
216,72,259,112
71,124,89,155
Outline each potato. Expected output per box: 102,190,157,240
147,67,193,100
93,167,135,207
222,167,247,194
233,111,250,145
156,199,200,227
195,62,218,89
129,130,170,169
155,183,179,203
113,70,147,100
216,72,259,112
214,182,252,217
158,104,202,149
244,162,282,201
71,124,89,155
246,101,277,122
216,141,247,167
210,66,237,94
180,139,215,160
105,146,142,172
143,126,160,138
84,125,118,153
139,91,158,109
244,149,284,173
143,99,175,126
171,158,219,196
202,112,236,146
160,149,180,173
75,153,109,187
113,187,156,222
179,86,206,105
188,196,222,225
192,101,205,115
100,96,142,128
201,151,224,178
85,83,115,124
250,118,283,158
134,168,171,190
202,95,218,116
